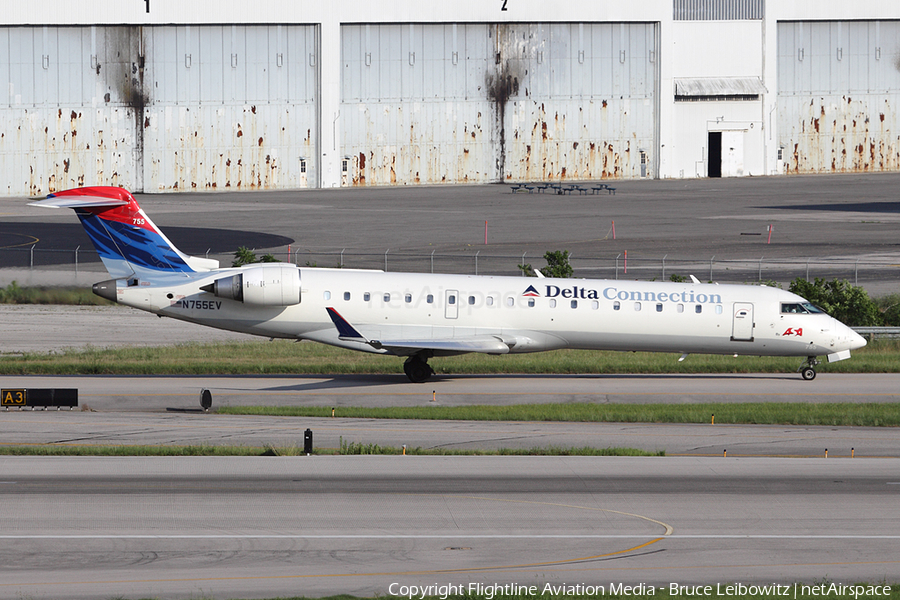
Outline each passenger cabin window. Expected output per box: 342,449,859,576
549,299,557,308
656,303,663,312
715,305,723,314
383,293,391,302
343,292,351,301
448,295,456,305
427,294,434,303
486,296,494,306
506,297,514,307
527,298,535,307
405,293,412,303
591,300,599,309
695,305,702,314
364,292,371,302
613,301,620,311
468,296,475,305
323,291,331,300
677,304,684,313
634,302,642,311
570,300,578,309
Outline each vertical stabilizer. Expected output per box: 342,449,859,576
29,186,218,279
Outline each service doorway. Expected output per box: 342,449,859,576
708,132,722,177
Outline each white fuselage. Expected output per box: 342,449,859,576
111,267,865,361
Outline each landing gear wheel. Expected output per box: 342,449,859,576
403,356,434,383
798,356,820,381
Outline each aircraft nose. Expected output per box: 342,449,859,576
848,327,867,350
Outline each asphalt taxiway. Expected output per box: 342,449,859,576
1,456,898,600
1,410,898,457
2,175,900,598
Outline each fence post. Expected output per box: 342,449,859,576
74,245,80,274
30,244,35,270
474,251,479,276
521,252,527,276
340,249,345,268
662,254,667,281
384,249,389,272
431,249,435,274
806,258,810,282
615,253,620,280
758,256,763,282
855,258,859,286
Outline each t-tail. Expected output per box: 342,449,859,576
29,186,219,281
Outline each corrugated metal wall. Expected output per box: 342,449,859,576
777,21,900,174
340,22,657,185
673,0,764,21
0,25,317,196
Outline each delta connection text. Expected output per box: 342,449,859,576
546,285,722,304
387,582,893,599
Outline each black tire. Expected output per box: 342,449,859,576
801,367,816,381
403,357,433,383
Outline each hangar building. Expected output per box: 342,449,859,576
2,0,899,195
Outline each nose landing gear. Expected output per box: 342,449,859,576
798,356,820,381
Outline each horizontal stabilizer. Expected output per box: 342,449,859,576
28,196,129,209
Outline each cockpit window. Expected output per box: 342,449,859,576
781,302,826,314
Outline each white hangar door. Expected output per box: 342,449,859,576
777,20,900,174
0,25,318,196
340,22,658,186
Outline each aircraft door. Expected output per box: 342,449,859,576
731,302,754,342
445,290,459,319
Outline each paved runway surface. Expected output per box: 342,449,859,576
1,410,898,458
2,176,900,598
3,372,899,410
1,456,898,600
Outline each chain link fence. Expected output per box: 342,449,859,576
3,245,898,290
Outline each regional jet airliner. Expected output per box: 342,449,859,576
31,186,866,382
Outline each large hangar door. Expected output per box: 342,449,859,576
0,25,319,196
777,20,900,174
340,22,658,186
143,25,319,191
501,22,658,182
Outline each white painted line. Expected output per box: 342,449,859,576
1,534,899,540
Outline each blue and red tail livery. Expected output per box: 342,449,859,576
30,186,218,279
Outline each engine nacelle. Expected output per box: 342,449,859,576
204,266,301,306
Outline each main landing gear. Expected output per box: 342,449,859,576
798,356,820,381
403,355,434,383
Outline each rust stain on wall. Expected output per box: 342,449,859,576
782,95,900,174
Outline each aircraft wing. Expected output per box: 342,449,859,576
375,337,510,355
325,307,511,355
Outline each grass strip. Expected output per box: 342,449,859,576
0,282,114,305
0,443,662,457
218,402,900,427
2,339,900,375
